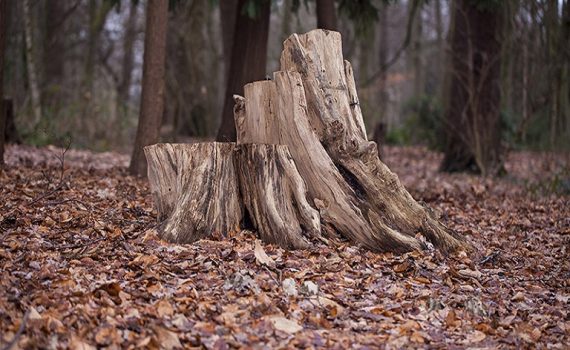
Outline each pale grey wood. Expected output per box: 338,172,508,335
235,144,321,249
144,143,243,243
236,72,423,252
280,29,465,252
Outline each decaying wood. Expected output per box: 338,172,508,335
144,142,320,249
145,29,466,254
279,30,465,252
235,144,320,249
144,143,242,243
237,71,424,253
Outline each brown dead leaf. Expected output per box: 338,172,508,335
254,240,275,267
69,335,96,350
156,299,174,318
152,326,182,350
267,316,303,334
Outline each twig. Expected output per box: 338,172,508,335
0,310,30,350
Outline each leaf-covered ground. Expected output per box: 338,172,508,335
1,144,568,349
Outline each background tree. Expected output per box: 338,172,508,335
216,0,271,142
0,0,7,166
129,0,169,176
316,0,338,30
440,0,504,175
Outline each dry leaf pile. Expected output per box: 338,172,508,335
0,144,568,349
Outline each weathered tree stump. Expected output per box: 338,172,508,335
144,143,242,243
144,29,467,253
235,30,466,253
235,144,321,249
145,143,321,248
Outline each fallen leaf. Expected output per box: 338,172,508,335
267,316,303,334
153,326,182,350
254,240,275,267
69,335,96,350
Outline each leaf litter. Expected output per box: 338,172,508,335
0,144,568,349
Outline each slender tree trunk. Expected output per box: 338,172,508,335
23,0,42,126
216,0,270,142
118,1,138,107
434,0,444,100
220,0,238,79
316,0,338,31
43,0,66,109
378,3,389,127
129,0,168,176
412,4,423,98
0,0,7,166
441,0,504,175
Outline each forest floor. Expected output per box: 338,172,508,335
0,144,568,349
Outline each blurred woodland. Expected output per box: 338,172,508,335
0,0,568,175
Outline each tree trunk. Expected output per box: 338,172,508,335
0,0,7,166
411,1,423,98
216,0,270,142
146,30,466,254
129,0,168,176
316,0,338,31
118,1,138,107
23,0,42,126
440,0,503,176
43,0,66,109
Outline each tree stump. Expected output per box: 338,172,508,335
145,143,321,248
144,143,243,243
235,144,321,249
145,29,467,253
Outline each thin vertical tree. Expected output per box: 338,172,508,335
216,0,271,142
23,0,42,126
118,1,138,108
441,0,504,175
129,0,169,176
0,0,7,166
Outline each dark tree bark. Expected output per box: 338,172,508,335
441,0,503,176
43,0,66,108
316,0,338,31
129,0,168,176
0,0,7,166
216,0,270,142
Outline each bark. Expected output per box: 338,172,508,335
0,0,7,166
316,0,338,31
236,30,465,253
145,142,320,249
216,0,270,142
144,143,243,243
23,0,42,126
440,0,503,176
129,0,168,176
43,0,66,107
235,143,321,249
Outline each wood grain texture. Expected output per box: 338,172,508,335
235,144,321,249
144,143,242,243
280,29,466,252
